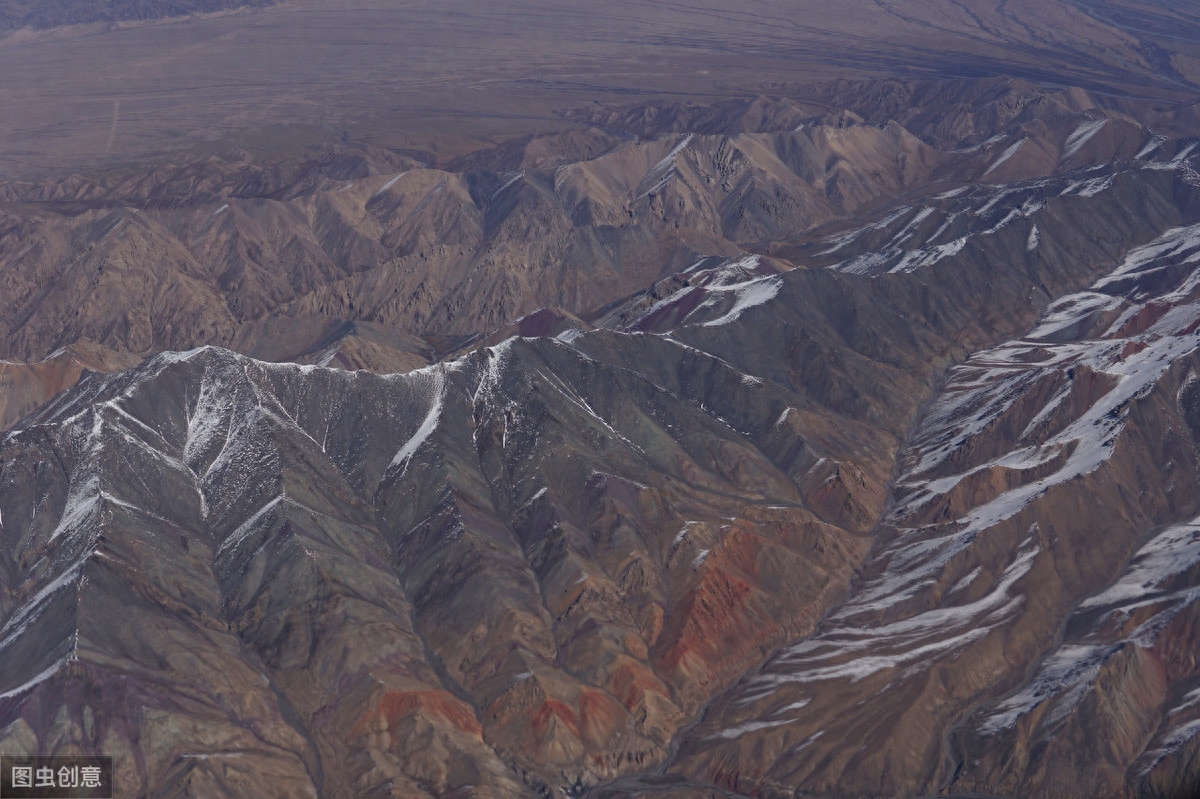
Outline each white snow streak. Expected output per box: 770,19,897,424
1062,118,1107,159
983,138,1024,176
388,371,446,473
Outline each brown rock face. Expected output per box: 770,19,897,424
3,77,1186,369
0,343,139,431
0,122,950,361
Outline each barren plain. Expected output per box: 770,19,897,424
0,0,1199,177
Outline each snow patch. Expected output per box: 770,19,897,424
983,139,1024,176
707,717,792,740
492,170,525,200
0,656,71,700
981,643,1108,732
1080,517,1200,610
217,496,285,557
637,135,692,197
373,172,408,197
388,371,446,474
1063,119,1107,160
700,275,783,326
555,327,584,344
1137,136,1166,160
773,698,811,715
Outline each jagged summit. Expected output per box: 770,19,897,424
0,96,1184,377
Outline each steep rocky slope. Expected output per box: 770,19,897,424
668,178,1200,799
3,113,1200,796
0,82,1180,376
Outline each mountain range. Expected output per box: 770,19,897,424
4,1,1200,798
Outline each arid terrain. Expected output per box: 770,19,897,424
3,2,1200,798
2,0,1200,177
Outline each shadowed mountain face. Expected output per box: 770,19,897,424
5,85,1200,794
